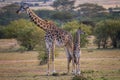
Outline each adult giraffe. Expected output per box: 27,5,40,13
16,3,74,75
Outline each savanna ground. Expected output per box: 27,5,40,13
0,48,120,80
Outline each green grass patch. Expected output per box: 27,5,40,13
0,49,120,80
52,72,60,76
72,75,92,80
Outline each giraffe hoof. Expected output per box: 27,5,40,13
72,70,76,75
52,72,59,76
76,71,81,75
78,72,81,75
46,73,50,76
61,72,67,75
47,71,50,76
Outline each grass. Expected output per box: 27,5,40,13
72,75,88,80
0,49,120,80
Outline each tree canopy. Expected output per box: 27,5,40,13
1,19,45,50
77,3,106,17
52,0,75,11
94,19,120,48
63,20,92,47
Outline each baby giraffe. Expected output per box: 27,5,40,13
73,27,85,75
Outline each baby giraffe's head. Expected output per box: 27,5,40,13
77,27,85,35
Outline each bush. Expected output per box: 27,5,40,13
72,75,94,80
94,19,120,48
63,20,92,47
2,19,45,51
37,47,59,65
17,46,27,53
1,19,48,64
72,75,88,80
38,51,47,65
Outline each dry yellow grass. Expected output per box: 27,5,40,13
0,49,120,80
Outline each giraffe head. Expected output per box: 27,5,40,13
16,3,29,14
77,27,85,34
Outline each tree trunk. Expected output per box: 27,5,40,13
111,37,117,48
112,40,117,48
102,38,107,48
97,41,100,49
28,45,34,51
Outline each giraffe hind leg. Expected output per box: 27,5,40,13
51,43,56,74
65,47,72,74
67,55,72,74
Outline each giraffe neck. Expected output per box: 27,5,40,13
26,8,57,32
74,31,80,50
75,32,80,45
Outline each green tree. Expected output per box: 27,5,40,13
94,19,120,48
1,19,47,63
0,26,5,38
105,20,120,48
35,10,55,19
77,3,106,17
94,22,109,48
2,19,45,50
63,20,92,47
51,11,74,23
108,7,120,19
52,0,75,24
75,3,107,22
52,0,75,11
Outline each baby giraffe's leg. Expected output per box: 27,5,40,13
77,57,81,75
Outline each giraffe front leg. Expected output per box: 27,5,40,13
77,51,81,75
46,48,50,75
45,38,51,75
51,43,56,74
